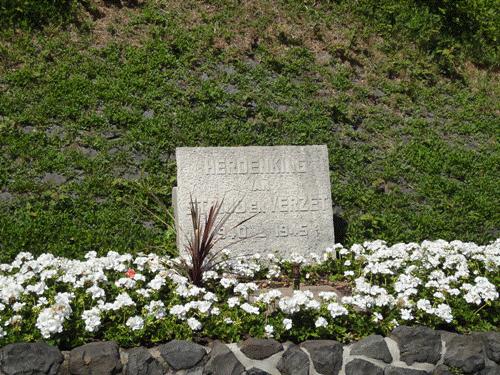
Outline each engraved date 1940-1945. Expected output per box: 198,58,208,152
218,223,320,240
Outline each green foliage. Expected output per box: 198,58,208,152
346,0,500,69
0,0,83,28
0,0,499,262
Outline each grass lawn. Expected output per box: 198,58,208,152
0,0,499,262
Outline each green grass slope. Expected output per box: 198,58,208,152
0,0,499,262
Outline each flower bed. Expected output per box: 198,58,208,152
0,239,498,349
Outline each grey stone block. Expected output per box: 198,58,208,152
476,332,500,364
345,359,384,375
159,340,206,370
244,369,271,375
69,341,122,375
389,326,441,365
203,341,244,375
300,340,343,375
477,365,500,375
384,367,430,375
350,335,392,363
443,335,485,374
239,338,283,360
0,342,63,375
175,146,334,259
276,345,309,375
432,365,453,375
125,347,163,375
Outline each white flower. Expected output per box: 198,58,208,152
5,315,22,326
36,308,67,339
148,275,165,290
240,303,259,315
88,285,106,300
187,317,202,331
227,297,240,308
126,316,144,331
433,291,445,299
12,302,25,312
416,299,433,313
282,318,292,330
220,277,238,288
278,291,316,314
290,253,306,264
315,317,328,328
264,324,274,337
35,293,73,339
211,307,220,315
256,289,282,304
434,303,453,323
26,282,47,295
82,308,101,332
224,318,233,324
170,305,187,319
145,301,166,319
234,282,258,298
373,312,383,322
203,271,219,280
400,309,414,321
115,277,136,289
327,303,348,318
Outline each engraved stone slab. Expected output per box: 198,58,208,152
174,145,334,258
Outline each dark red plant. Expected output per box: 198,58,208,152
181,196,256,286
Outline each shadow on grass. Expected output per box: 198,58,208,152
0,0,143,30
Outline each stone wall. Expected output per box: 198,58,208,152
0,326,498,375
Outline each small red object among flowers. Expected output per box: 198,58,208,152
125,268,136,279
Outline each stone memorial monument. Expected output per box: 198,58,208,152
173,145,334,258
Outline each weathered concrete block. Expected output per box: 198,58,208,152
175,146,334,258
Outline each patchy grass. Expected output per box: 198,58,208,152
0,0,499,262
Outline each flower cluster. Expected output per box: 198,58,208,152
0,239,498,347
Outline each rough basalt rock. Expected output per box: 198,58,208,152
350,335,392,363
478,366,500,375
443,335,485,374
0,342,63,375
203,341,244,375
69,341,122,375
159,340,206,370
125,347,163,375
277,345,310,375
2,329,499,375
432,365,453,375
345,358,384,375
239,338,283,360
244,368,272,375
301,340,343,375
390,326,441,365
384,366,431,375
476,332,500,363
